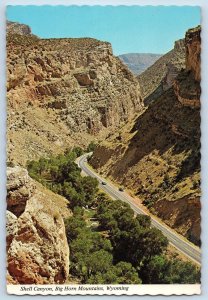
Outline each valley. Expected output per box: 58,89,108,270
6,19,201,285
78,153,201,264
90,26,201,246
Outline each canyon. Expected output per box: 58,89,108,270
6,20,144,284
6,20,201,284
90,26,201,245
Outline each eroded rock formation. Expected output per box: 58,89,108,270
7,22,143,165
185,26,201,81
7,166,36,217
6,166,70,284
173,26,201,108
7,21,32,36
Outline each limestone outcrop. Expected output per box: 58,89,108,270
185,26,201,81
6,167,70,284
173,74,200,108
7,22,143,166
173,26,201,108
7,21,32,36
7,166,36,216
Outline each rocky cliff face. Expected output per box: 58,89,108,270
7,21,32,35
7,22,143,166
6,166,71,284
90,26,201,245
173,26,201,108
138,39,185,105
185,26,201,81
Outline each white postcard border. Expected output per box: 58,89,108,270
7,284,201,295
2,1,208,298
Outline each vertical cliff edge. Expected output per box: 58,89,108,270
7,22,143,166
90,26,201,245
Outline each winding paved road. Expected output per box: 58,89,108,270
77,153,201,265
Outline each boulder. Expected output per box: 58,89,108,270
6,167,70,284
7,166,35,217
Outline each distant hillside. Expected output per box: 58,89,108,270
118,53,162,75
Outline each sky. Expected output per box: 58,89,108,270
6,5,200,55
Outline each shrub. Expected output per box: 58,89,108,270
87,141,97,152
27,150,98,211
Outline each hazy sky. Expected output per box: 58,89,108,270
7,5,200,55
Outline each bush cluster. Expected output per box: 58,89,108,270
27,147,98,210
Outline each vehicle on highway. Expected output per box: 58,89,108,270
78,155,201,264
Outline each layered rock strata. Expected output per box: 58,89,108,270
7,22,143,165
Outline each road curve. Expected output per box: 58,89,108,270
77,153,201,265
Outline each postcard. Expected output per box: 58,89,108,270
6,5,201,295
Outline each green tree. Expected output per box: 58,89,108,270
168,258,200,284
70,232,113,282
86,250,113,276
97,197,168,267
87,141,97,152
64,215,86,242
113,261,142,284
87,271,118,284
72,146,84,157
87,261,141,284
139,255,171,283
63,182,85,209
139,255,200,284
97,199,135,232
136,215,151,228
81,176,98,204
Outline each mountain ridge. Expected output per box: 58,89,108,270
118,53,162,75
